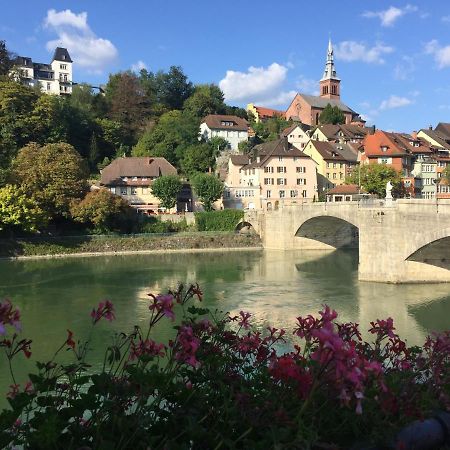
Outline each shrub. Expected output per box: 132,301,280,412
0,289,449,449
195,209,244,231
138,216,189,233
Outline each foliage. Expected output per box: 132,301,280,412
251,116,292,142
138,216,189,233
191,173,224,211
132,110,199,166
70,189,136,233
0,40,15,77
319,103,346,125
0,185,48,232
194,209,244,231
183,84,225,117
181,143,216,175
150,175,183,210
443,164,450,182
345,164,403,198
0,288,449,449
11,143,89,218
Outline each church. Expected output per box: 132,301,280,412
285,40,365,126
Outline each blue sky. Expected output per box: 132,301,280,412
2,0,450,131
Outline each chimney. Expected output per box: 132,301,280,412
429,125,433,131
371,125,376,134
411,131,417,139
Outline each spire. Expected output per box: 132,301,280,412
321,39,339,81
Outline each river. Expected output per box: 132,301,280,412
1,249,450,405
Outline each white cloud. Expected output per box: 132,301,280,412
131,60,147,72
362,4,418,27
379,95,413,110
295,76,319,95
44,9,118,73
394,55,415,80
219,63,288,103
334,41,394,64
425,39,450,68
442,15,450,23
259,90,297,108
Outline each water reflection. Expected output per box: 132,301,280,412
0,249,449,405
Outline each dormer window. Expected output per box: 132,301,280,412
381,146,388,152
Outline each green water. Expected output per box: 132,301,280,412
1,249,450,404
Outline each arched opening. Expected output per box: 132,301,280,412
235,221,256,235
406,236,450,271
267,202,272,211
274,201,279,211
295,216,359,249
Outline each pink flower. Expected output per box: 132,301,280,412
293,315,319,339
174,325,201,368
130,339,165,360
91,300,115,324
369,317,396,339
0,299,21,335
238,311,251,329
149,294,175,321
66,330,76,349
24,381,34,394
319,305,338,323
7,384,20,399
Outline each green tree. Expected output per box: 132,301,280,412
88,132,100,171
155,66,193,110
183,84,225,117
191,173,224,211
345,164,402,198
0,40,15,77
252,116,291,142
319,104,345,125
150,175,183,210
443,165,450,182
132,110,199,167
209,136,229,153
12,142,89,218
105,71,150,142
181,143,215,175
70,188,134,232
0,184,48,232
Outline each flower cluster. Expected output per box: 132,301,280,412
130,339,165,361
0,299,21,335
90,300,115,324
149,294,175,321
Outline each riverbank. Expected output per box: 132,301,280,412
0,232,262,259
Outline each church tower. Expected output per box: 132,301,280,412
319,39,340,100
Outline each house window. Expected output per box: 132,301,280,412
277,178,286,185
224,190,230,198
131,188,138,195
296,178,306,185
326,162,331,168
326,173,330,178
110,187,116,194
340,173,343,179
279,190,285,198
333,173,337,179
266,190,271,198
60,64,67,70
333,163,337,169
132,176,138,181
277,166,286,173
296,167,306,173
278,156,283,161
47,83,51,90
302,190,307,197
290,190,298,197
121,188,127,195
381,146,388,152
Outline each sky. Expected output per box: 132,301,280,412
1,0,450,132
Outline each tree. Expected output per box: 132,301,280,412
132,110,199,167
150,175,183,210
183,84,225,117
319,104,345,125
88,132,100,171
345,164,402,198
70,189,134,232
0,40,15,77
155,66,193,110
191,173,224,211
181,143,215,175
0,184,48,232
443,165,450,182
252,116,291,142
12,143,89,218
105,71,150,142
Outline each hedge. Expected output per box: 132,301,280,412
194,209,244,231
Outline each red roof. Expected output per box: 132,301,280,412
328,184,365,195
254,106,285,119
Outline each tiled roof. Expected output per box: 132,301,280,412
253,106,285,118
419,129,450,151
331,143,358,162
328,184,365,194
436,123,450,138
230,155,250,166
310,140,350,162
100,157,177,186
281,123,311,137
202,114,248,131
52,47,73,63
292,94,354,113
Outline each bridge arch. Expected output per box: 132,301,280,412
295,215,359,249
405,226,450,271
235,220,257,234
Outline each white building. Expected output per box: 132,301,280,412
281,123,312,150
200,114,248,150
12,47,73,96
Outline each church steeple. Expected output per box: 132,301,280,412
319,39,341,100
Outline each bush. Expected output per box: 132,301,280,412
138,216,189,233
0,289,449,449
195,209,244,231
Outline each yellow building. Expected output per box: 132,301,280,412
303,140,358,192
100,157,179,214
246,103,285,123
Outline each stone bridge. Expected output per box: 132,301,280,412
243,199,450,283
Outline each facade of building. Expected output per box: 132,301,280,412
246,104,285,122
12,48,73,95
303,140,358,192
223,138,317,210
326,184,367,202
311,124,372,144
284,40,363,126
200,115,248,150
281,123,311,149
411,157,438,199
100,157,179,214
